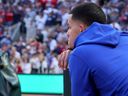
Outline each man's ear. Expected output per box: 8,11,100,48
79,24,86,32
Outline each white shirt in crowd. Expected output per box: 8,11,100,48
51,56,63,74
22,63,31,74
35,14,47,30
30,57,41,69
49,39,57,51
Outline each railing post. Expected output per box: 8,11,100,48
64,69,71,96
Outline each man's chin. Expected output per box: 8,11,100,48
68,45,74,50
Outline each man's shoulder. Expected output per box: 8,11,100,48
73,45,97,54
71,44,105,59
72,46,86,54
70,45,91,58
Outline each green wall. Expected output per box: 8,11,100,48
18,74,63,94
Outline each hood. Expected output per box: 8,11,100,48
74,22,121,48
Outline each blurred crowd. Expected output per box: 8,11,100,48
0,0,127,74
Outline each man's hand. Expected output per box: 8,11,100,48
58,50,71,70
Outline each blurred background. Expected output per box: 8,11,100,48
0,0,128,95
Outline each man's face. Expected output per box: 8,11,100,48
67,15,84,49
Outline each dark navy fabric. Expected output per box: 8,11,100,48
69,22,128,96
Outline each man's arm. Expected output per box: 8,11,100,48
69,54,97,96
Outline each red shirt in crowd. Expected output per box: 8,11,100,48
16,65,23,73
5,11,14,22
39,0,57,7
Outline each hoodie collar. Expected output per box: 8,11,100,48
74,22,120,48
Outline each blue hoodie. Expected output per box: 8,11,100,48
69,22,128,96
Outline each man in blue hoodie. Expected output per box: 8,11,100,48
59,3,128,96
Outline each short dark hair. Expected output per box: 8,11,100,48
70,3,107,26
